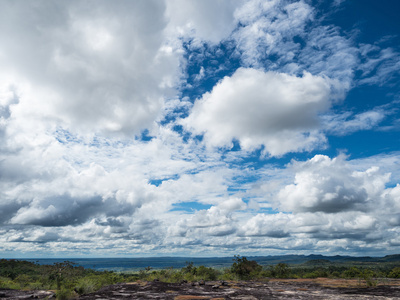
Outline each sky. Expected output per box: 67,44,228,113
0,0,400,258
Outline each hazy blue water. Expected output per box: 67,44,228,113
22,254,377,272
24,257,236,272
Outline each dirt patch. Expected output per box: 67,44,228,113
174,296,210,300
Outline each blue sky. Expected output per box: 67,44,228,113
0,0,400,258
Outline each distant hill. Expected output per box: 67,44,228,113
24,254,400,271
246,254,400,266
379,254,400,262
304,259,331,265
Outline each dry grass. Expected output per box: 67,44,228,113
174,296,210,300
126,280,148,286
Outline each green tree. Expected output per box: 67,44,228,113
388,267,400,278
196,265,219,280
231,255,262,280
361,269,377,287
182,262,197,275
273,263,290,278
342,266,361,278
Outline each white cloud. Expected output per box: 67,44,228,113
323,110,386,135
239,213,292,237
183,68,331,156
0,0,182,137
358,45,400,86
332,0,346,7
168,205,238,239
233,0,314,67
231,0,357,100
277,155,390,213
218,197,247,212
278,155,378,213
0,0,399,257
165,0,241,43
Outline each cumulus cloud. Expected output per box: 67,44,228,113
183,68,331,156
0,0,182,136
239,213,291,237
168,205,238,238
0,0,399,257
277,155,390,213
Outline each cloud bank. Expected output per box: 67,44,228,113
0,0,400,257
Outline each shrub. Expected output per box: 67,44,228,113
231,256,262,280
273,263,291,278
361,269,377,287
56,288,74,300
14,274,32,289
182,262,197,275
75,278,98,295
0,276,19,289
327,271,339,278
196,265,219,281
342,266,361,278
388,267,400,278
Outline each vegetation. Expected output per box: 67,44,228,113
1,256,400,299
0,259,137,299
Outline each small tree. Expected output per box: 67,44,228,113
342,266,361,278
231,255,262,280
196,265,219,280
49,261,77,290
274,263,290,278
182,262,197,275
388,267,400,278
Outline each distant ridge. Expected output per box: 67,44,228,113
23,254,400,271
380,254,400,262
245,254,400,265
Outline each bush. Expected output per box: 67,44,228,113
196,266,219,281
56,288,75,300
273,263,291,278
74,278,98,295
171,271,184,282
330,271,341,278
388,267,400,278
231,256,262,280
0,276,19,289
14,274,32,289
361,269,377,287
182,262,197,275
342,267,361,278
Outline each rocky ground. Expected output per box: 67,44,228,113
2,278,400,299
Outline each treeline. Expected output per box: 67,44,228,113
2,256,400,299
137,256,400,283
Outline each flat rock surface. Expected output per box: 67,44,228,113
78,279,400,299
2,279,400,299
0,289,55,299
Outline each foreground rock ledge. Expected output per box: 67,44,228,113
2,279,400,299
79,278,400,299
